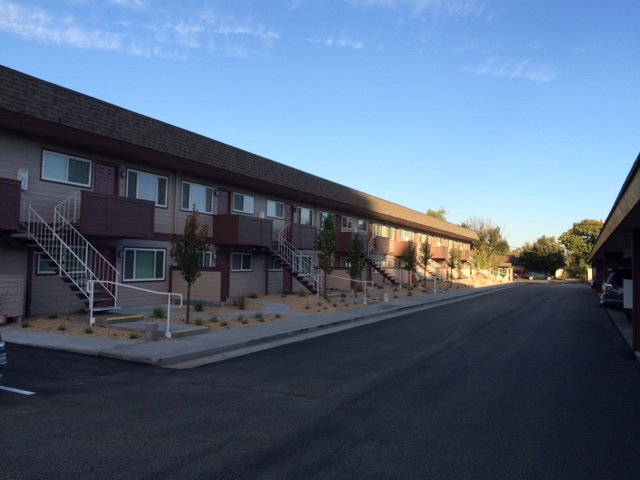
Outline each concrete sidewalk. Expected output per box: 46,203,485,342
3,285,515,368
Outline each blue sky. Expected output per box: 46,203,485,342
1,0,639,248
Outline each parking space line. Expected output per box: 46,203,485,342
0,386,36,395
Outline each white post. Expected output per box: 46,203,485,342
88,280,95,326
165,295,172,338
363,281,367,305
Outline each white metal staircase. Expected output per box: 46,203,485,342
365,238,400,285
20,193,119,311
271,226,323,294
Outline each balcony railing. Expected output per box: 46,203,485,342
78,191,155,238
212,215,273,247
290,224,317,250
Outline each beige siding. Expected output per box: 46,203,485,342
0,275,25,318
30,273,86,316
229,253,265,298
170,269,221,304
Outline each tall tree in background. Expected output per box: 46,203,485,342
462,216,510,270
521,235,565,275
170,209,209,324
347,234,366,297
404,241,418,289
559,219,603,276
427,207,448,221
315,215,337,299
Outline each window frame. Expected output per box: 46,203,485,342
341,216,353,231
357,220,367,232
267,200,285,219
41,150,92,188
126,169,168,208
122,248,166,282
36,254,55,275
268,257,283,271
181,181,214,214
231,253,252,272
232,193,255,215
296,207,314,226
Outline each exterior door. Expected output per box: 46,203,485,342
94,164,117,195
93,246,116,306
217,190,230,215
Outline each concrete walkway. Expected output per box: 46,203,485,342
0,284,525,368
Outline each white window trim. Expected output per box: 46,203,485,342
358,220,367,232
341,217,353,231
36,254,55,275
181,181,214,214
233,193,255,215
296,207,314,226
42,150,92,187
231,253,253,272
123,248,166,282
126,169,168,207
267,200,285,219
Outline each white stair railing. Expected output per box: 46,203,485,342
20,194,119,308
272,226,323,293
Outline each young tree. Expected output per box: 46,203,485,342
169,209,209,324
404,241,418,289
448,247,462,282
315,214,337,299
419,241,432,287
347,234,366,297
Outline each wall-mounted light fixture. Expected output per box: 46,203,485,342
120,170,127,178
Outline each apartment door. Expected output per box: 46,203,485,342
94,164,117,195
217,251,230,302
217,190,230,215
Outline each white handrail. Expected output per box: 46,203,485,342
88,280,183,338
273,226,322,293
325,274,374,304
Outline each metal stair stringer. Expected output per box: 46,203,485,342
365,238,400,286
20,194,119,311
270,226,322,295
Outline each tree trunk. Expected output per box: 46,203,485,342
186,282,191,324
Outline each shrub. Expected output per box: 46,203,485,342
194,300,204,312
129,333,139,340
233,294,246,310
57,324,67,331
84,327,93,334
253,311,264,322
275,313,281,319
195,318,203,326
152,306,166,319
209,315,218,323
298,289,308,297
21,322,31,328
48,314,58,319
248,292,259,299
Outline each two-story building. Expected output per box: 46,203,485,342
0,65,478,318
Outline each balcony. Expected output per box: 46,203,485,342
431,245,449,260
337,231,368,252
0,178,21,231
290,224,317,250
461,250,471,262
374,237,393,255
78,191,155,238
213,215,273,247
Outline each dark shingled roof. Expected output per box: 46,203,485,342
0,65,478,242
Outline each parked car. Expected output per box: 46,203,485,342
0,333,6,382
527,272,550,280
601,267,632,309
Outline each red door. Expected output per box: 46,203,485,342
92,246,117,307
217,190,230,215
94,164,117,195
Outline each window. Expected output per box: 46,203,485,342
268,257,282,271
296,207,314,226
319,211,334,227
358,220,367,232
126,170,168,207
181,181,213,214
231,253,252,271
233,193,255,214
123,248,165,281
267,200,284,219
399,229,411,240
36,254,55,275
201,251,214,267
42,150,92,187
339,257,350,268
341,217,353,231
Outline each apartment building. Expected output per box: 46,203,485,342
0,65,478,318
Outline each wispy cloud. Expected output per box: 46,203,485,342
350,0,485,17
462,57,556,83
0,0,279,59
0,1,122,50
306,36,364,49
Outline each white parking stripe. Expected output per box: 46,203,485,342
0,386,36,395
